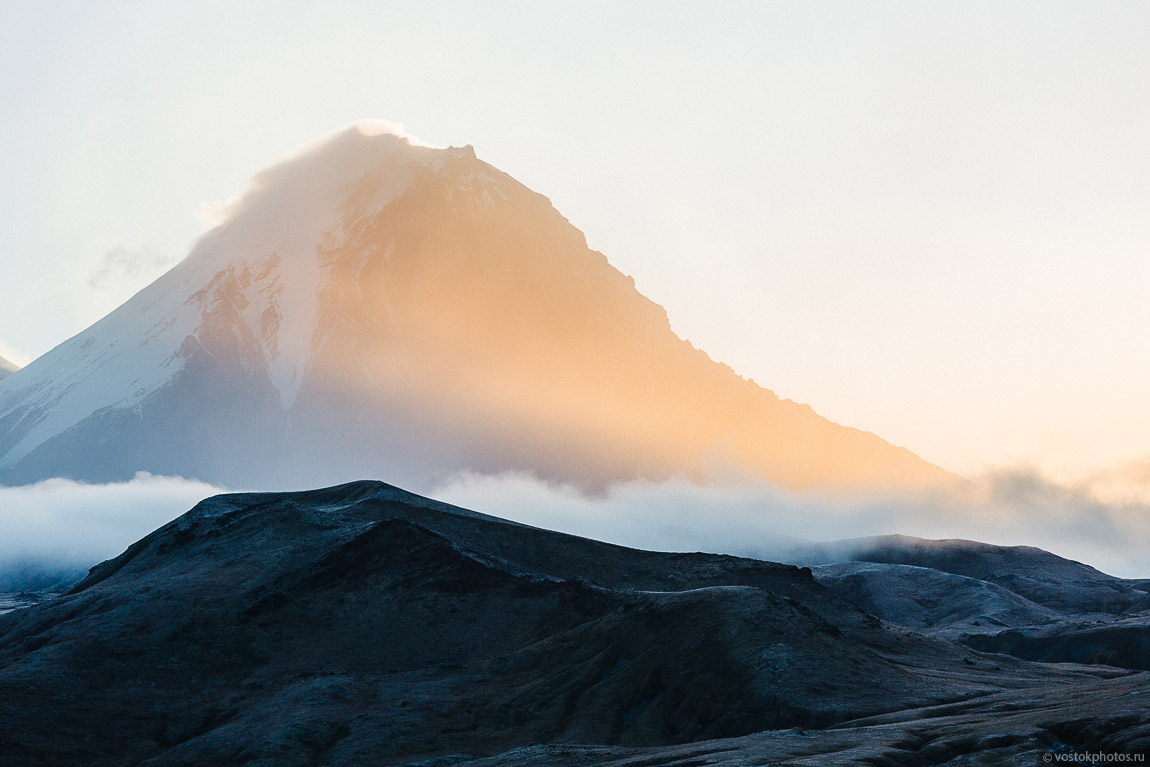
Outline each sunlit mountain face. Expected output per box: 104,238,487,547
0,124,963,496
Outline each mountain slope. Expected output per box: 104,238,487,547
0,123,961,495
0,355,17,382
801,535,1150,671
0,480,1127,766
841,534,1150,614
811,561,1063,639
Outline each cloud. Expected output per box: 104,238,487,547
193,120,434,231
348,119,436,147
88,246,174,290
0,473,225,569
1055,458,1150,506
1,465,1146,594
432,468,1150,579
194,197,243,227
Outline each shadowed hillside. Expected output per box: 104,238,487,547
0,481,1144,765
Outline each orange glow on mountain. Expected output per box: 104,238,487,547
303,143,963,497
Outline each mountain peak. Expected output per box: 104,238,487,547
200,122,446,237
174,123,495,406
0,125,963,497
448,144,477,160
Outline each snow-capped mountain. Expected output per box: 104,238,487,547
0,356,17,382
0,123,961,495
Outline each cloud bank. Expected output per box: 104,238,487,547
0,473,225,574
1,466,1147,593
433,468,1150,579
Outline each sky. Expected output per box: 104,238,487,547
2,0,1149,485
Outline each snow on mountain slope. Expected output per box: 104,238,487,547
182,124,465,406
0,126,452,468
0,357,17,382
0,123,964,496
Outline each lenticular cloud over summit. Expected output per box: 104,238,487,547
350,119,437,145
197,121,440,234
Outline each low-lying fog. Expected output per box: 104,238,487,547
1,467,1147,582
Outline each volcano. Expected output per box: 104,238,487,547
0,123,960,495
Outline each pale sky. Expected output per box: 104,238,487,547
2,1,1148,482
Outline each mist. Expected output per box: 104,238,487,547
433,468,1150,579
0,473,225,574
1,466,1147,591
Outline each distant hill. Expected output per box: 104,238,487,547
802,534,1150,670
